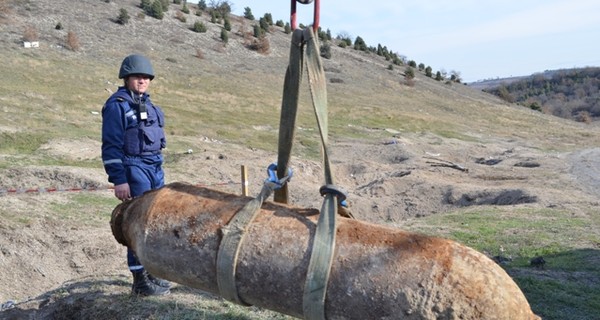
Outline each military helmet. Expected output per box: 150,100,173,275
118,54,155,80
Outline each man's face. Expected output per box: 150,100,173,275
126,74,151,94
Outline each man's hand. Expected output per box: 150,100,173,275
114,183,131,201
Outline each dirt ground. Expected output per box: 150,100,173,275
1,133,599,318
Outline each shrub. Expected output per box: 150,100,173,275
246,36,270,54
66,31,80,51
181,2,190,14
404,67,415,80
116,8,130,24
275,20,284,27
191,21,207,33
320,43,331,59
253,24,262,38
284,22,291,34
220,28,228,43
223,16,231,31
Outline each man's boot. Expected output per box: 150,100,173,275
132,270,170,296
148,273,172,288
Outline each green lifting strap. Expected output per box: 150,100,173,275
275,26,340,320
274,28,304,204
216,182,277,306
302,26,337,320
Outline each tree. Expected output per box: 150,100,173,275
197,0,206,10
209,0,231,18
243,7,254,20
259,17,269,33
220,28,228,44
253,24,263,38
435,71,443,81
223,16,231,31
425,66,433,78
145,0,164,19
263,13,273,25
450,70,462,83
141,0,151,11
116,8,130,24
353,36,367,51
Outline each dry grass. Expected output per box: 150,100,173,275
1,1,600,319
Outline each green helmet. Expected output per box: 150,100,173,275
118,54,155,80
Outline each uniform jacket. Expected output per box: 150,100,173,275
101,87,166,185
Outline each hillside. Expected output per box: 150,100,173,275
469,67,600,123
1,0,600,319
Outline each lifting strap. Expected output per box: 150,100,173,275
217,4,350,316
217,165,292,306
276,26,347,320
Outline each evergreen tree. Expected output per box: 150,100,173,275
224,16,231,31
243,7,254,20
263,13,273,25
253,24,263,38
425,66,433,77
116,8,130,24
284,22,291,34
259,17,269,33
141,0,151,11
353,36,367,51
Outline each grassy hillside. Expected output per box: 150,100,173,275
1,0,600,319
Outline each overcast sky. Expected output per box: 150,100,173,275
196,1,600,83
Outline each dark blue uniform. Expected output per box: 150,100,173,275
102,86,166,272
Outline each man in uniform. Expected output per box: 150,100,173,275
102,54,170,296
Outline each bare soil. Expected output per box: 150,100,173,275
1,0,600,319
1,135,600,319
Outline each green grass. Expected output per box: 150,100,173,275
2,19,600,319
517,271,600,320
48,193,118,226
402,207,600,319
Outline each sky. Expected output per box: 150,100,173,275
197,1,600,83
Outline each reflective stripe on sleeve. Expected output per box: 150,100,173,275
103,159,123,165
